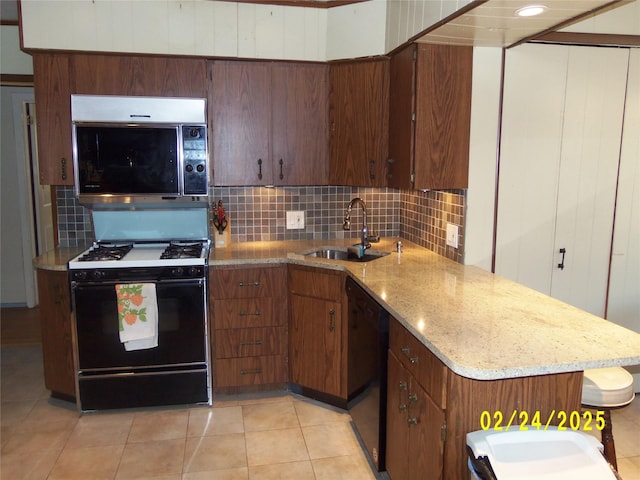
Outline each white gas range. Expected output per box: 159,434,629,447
68,207,212,411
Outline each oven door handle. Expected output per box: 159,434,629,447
71,277,205,289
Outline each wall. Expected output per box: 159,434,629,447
56,185,466,263
20,0,472,61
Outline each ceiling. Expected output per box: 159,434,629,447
416,0,633,47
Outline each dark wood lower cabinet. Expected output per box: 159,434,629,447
387,350,445,480
37,268,75,400
209,265,288,393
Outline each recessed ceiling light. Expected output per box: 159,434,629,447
515,5,547,17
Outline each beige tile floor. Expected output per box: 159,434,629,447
2,344,639,479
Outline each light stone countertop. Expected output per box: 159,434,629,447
209,237,640,381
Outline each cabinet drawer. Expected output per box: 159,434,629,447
213,298,283,329
214,355,287,387
288,265,343,301
389,318,447,409
214,327,287,359
210,266,286,299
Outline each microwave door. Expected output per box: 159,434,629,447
74,125,180,196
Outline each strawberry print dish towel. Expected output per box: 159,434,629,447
116,283,158,351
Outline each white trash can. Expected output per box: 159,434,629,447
466,427,619,479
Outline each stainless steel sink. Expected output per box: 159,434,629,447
303,248,389,262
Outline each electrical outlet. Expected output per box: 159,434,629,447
286,211,305,230
446,223,459,248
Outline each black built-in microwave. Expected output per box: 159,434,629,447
71,95,208,206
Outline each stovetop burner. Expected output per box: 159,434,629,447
77,243,134,262
160,241,204,260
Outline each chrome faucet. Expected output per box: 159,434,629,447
343,197,371,257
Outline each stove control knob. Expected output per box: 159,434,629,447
188,266,200,277
196,164,204,173
91,270,104,280
171,267,184,277
74,271,87,281
186,164,194,172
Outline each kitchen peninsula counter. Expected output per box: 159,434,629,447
209,238,640,381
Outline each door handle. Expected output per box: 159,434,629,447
329,309,336,332
558,248,566,270
257,158,263,180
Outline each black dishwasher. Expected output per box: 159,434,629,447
346,277,390,472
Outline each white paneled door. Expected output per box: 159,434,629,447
497,43,630,317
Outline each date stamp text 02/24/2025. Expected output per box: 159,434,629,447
480,410,606,432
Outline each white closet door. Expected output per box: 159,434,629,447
606,48,640,330
495,44,569,294
550,46,629,316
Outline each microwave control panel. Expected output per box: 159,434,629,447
182,125,208,195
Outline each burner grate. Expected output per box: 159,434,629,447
78,243,133,262
160,241,204,260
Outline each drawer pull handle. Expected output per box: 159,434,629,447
61,157,67,181
239,281,260,287
399,381,408,412
239,310,261,316
401,347,419,364
240,340,262,347
329,309,336,332
240,368,262,375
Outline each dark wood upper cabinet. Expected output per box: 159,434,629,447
389,43,473,190
388,45,416,190
33,53,74,186
72,54,207,97
328,58,390,187
209,60,328,186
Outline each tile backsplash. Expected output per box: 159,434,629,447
56,186,466,263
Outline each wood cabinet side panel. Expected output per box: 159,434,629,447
33,53,73,186
37,269,75,397
414,44,472,190
386,351,411,480
443,370,583,479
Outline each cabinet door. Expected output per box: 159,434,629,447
408,378,445,480
37,269,75,398
210,61,271,186
388,44,416,190
272,63,328,185
386,351,410,480
73,55,206,97
289,294,342,397
414,44,472,190
33,53,73,186
329,59,389,187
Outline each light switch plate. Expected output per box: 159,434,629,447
446,223,459,248
286,211,305,230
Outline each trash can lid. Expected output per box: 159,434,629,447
466,427,617,479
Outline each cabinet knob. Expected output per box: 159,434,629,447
407,417,419,426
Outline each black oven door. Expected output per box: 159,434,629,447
73,278,207,371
